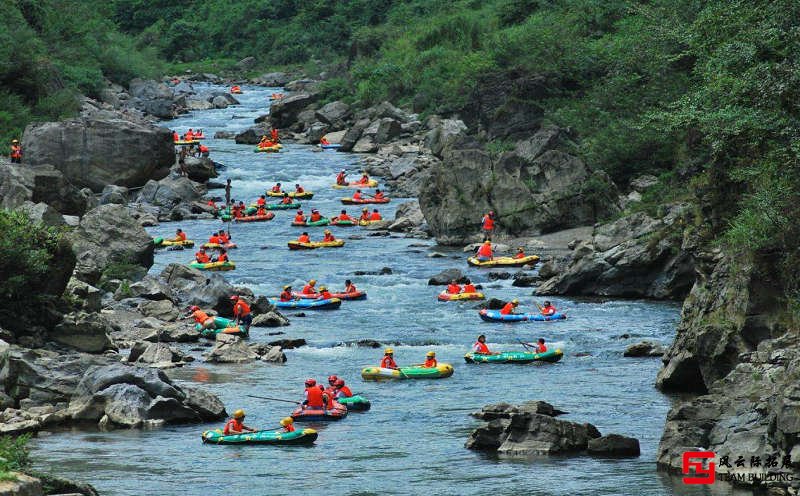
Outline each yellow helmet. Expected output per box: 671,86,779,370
280,417,293,426
512,299,519,304
385,347,394,354
309,279,316,285
426,351,435,357
324,229,331,234
484,240,491,244
233,409,245,419
319,286,327,291
362,207,368,211
283,285,291,290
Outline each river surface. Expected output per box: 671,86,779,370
30,84,733,495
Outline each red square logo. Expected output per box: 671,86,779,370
682,451,716,484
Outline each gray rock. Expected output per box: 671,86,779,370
142,325,200,343
425,118,467,158
0,472,43,495
623,341,666,357
236,57,256,69
100,185,129,205
428,268,466,285
126,276,174,301
182,385,226,421
630,174,659,192
284,79,320,93
306,122,329,143
137,300,180,322
211,96,230,109
183,157,218,183
234,124,271,144
0,162,91,216
315,101,350,125
587,434,640,457
537,260,560,279
269,93,318,129
352,135,378,153
127,342,188,365
268,338,306,349
251,312,290,327
253,72,289,86
338,122,367,152
512,273,539,287
64,278,102,313
374,118,403,144
21,109,173,192
138,176,205,208
16,201,65,226
52,312,116,354
204,334,258,363
127,79,175,118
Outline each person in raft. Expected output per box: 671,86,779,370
297,232,311,243
214,248,229,263
294,210,307,223
370,209,382,221
279,285,294,302
539,300,557,316
318,286,333,300
256,205,267,216
271,183,282,193
231,295,252,332
309,209,323,222
322,229,336,242
334,379,353,398
195,248,210,263
472,334,498,355
373,189,385,200
320,136,331,145
462,279,477,293
524,338,548,353
356,172,370,184
500,299,519,315
280,417,295,433
381,348,398,369
302,279,317,295
188,305,215,330
446,279,461,294
302,378,329,411
481,211,495,241
514,247,526,259
422,351,437,368
359,208,371,221
172,228,187,242
352,189,363,201
295,183,305,194
223,409,256,435
218,230,231,244
336,169,348,185
336,209,352,222
257,195,267,207
281,193,293,204
344,279,357,293
324,375,338,400
476,240,493,261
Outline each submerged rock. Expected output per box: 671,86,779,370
428,268,466,285
623,341,665,357
587,434,640,457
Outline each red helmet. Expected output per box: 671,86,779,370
327,375,338,384
304,378,316,386
229,295,239,300
318,384,324,391
335,379,345,387
189,305,199,311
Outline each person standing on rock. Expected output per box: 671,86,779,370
225,179,232,206
9,139,22,164
230,295,252,332
481,211,496,241
178,146,188,177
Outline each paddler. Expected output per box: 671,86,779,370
446,279,461,294
334,379,353,398
318,286,333,299
218,230,230,244
208,232,221,244
357,172,370,184
539,300,557,316
297,232,311,243
344,279,357,293
195,248,210,263
369,209,382,221
185,128,195,141
422,351,437,368
481,211,496,241
500,299,519,315
188,305,216,330
359,208,370,221
336,209,352,222
230,295,252,332
322,230,336,242
223,409,256,435
476,240,493,261
280,417,295,433
352,189,363,201
172,228,187,242
302,378,328,410
462,279,477,293
309,209,323,222
279,285,294,302
280,193,293,205
325,375,338,398
381,348,398,369
472,334,498,355
271,183,282,193
256,205,268,216
373,189,385,200
302,279,317,295
215,248,229,263
336,169,348,186
294,210,307,223
295,183,305,194
514,247,526,259
320,136,331,145
257,195,267,207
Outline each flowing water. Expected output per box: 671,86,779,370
29,84,727,495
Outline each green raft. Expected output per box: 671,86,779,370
464,349,563,364
195,316,248,338
336,395,371,411
265,203,301,210
201,428,318,445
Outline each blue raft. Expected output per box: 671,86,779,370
268,298,342,310
479,309,567,323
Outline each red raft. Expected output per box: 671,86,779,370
340,197,391,205
291,290,367,301
234,212,275,223
291,402,348,422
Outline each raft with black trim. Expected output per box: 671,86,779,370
288,240,344,250
189,261,236,271
438,292,485,302
195,316,246,338
319,143,341,149
201,242,238,250
330,218,355,227
467,255,540,267
341,197,390,205
464,349,564,364
291,218,329,227
291,403,347,422
336,395,371,411
478,309,566,322
153,237,195,248
361,363,454,381
202,428,318,445
332,179,378,189
292,290,366,301
267,191,314,200
268,298,342,310
234,212,275,222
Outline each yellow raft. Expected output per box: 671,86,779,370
288,240,345,250
467,255,540,267
332,179,378,189
267,191,314,200
154,237,195,248
174,140,200,146
189,261,236,271
438,292,485,302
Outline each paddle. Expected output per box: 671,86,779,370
246,394,301,405
518,339,533,351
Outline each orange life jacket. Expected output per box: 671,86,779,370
447,284,461,294
301,285,316,294
233,300,251,317
10,145,22,159
310,213,322,222
305,386,324,408
294,214,306,223
369,212,382,220
500,302,515,315
195,252,210,263
473,341,490,354
381,356,397,369
463,284,477,293
217,252,229,262
298,234,310,243
423,358,437,368
482,215,495,230
477,244,493,258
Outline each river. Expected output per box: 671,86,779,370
29,84,723,495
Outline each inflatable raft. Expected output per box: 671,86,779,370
464,349,564,364
153,237,195,248
268,298,342,310
291,218,330,227
358,219,383,226
330,219,355,227
438,292,485,302
332,179,378,189
320,144,342,149
189,261,236,271
291,403,347,422
267,191,314,200
255,146,281,153
174,140,200,146
292,290,366,301
288,240,344,250
361,363,454,381
195,316,246,338
264,203,301,210
467,255,540,267
341,197,390,205
336,395,371,411
202,428,317,445
478,309,567,322
201,242,238,250
234,213,275,222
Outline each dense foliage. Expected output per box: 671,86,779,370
0,1,162,143
0,434,31,481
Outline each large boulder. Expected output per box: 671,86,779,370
587,434,640,457
536,206,695,299
204,334,258,363
69,204,154,286
269,93,318,129
0,162,91,216
51,312,116,353
428,268,466,286
127,79,175,118
127,342,189,366
138,175,205,208
315,101,350,126
234,124,271,144
252,72,290,86
21,110,173,192
251,312,290,327
425,118,468,158
183,157,217,183
374,118,403,144
419,127,620,245
159,263,249,314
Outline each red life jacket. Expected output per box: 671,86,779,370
369,212,381,220
305,386,324,408
223,418,244,434
381,356,397,369
477,244,493,257
279,291,292,302
500,302,515,315
473,341,490,353
482,215,495,230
